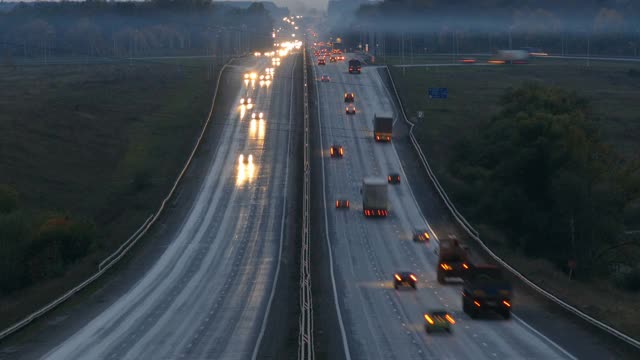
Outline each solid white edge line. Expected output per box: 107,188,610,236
251,54,297,360
513,315,578,360
384,66,578,359
312,50,353,360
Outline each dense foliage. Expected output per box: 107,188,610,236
0,0,274,295
450,84,639,275
0,0,274,59
0,185,96,292
332,0,640,56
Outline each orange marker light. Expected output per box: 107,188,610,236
445,314,456,324
424,314,434,325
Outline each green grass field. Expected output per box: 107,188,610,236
0,58,221,326
390,59,640,338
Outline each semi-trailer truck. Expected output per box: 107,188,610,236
362,177,388,217
437,237,472,283
373,114,393,142
462,265,512,319
490,50,529,64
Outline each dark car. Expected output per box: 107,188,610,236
393,272,417,289
335,199,350,209
345,105,356,115
388,173,401,184
344,92,355,102
424,310,455,333
413,230,430,242
330,145,344,158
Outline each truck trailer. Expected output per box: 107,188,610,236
462,265,512,319
362,177,388,217
373,114,393,142
437,237,472,283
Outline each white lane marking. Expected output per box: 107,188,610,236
250,54,297,360
381,65,579,360
513,315,577,360
313,54,353,360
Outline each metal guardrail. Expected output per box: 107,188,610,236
383,66,640,350
0,58,236,342
298,45,315,360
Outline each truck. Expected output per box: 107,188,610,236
373,114,393,142
436,237,471,283
462,265,512,319
348,59,361,74
362,177,388,217
490,50,529,64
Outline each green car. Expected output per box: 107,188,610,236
424,310,455,334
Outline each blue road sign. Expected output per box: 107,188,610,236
428,88,448,99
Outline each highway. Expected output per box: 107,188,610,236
31,53,299,360
310,53,578,360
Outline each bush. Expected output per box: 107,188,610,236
613,267,640,292
0,184,18,214
0,211,31,292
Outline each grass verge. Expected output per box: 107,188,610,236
389,59,640,339
0,57,221,329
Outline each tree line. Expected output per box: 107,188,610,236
448,83,640,286
332,0,640,57
0,0,274,60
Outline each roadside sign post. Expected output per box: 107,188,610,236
568,259,577,280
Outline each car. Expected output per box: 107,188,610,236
424,310,455,334
335,199,350,209
344,92,355,102
318,58,326,65
393,272,418,289
413,230,430,242
321,74,331,82
388,173,401,184
330,56,337,63
240,97,253,109
330,145,344,157
251,112,264,120
345,105,356,114
239,154,253,165
458,58,477,64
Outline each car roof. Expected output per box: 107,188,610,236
428,310,449,316
397,271,414,276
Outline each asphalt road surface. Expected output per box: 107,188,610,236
1,53,300,360
310,53,585,360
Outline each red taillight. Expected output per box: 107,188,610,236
409,274,417,281
474,301,481,307
502,300,511,308
346,201,350,208
394,274,402,281
335,201,339,208
463,263,469,269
